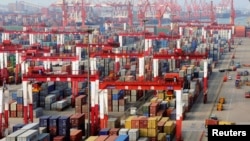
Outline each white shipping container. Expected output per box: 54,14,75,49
56,100,69,110
128,129,139,141
21,123,39,130
10,102,17,111
38,127,47,134
119,128,129,135
17,130,38,141
45,95,56,103
6,130,27,141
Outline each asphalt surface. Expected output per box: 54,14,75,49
182,37,250,141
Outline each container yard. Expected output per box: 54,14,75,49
0,0,250,141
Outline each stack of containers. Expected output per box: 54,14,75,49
63,88,72,98
149,102,159,117
16,88,23,117
147,117,158,139
49,90,61,101
10,101,17,117
107,118,120,128
49,115,60,140
142,102,151,117
33,107,43,118
108,89,112,112
45,94,56,110
58,116,70,140
70,113,85,136
39,115,51,133
81,103,89,119
112,90,125,112
39,83,49,108
75,95,87,113
32,92,39,109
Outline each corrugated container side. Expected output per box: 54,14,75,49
17,130,39,141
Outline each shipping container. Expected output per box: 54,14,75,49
37,133,50,141
6,129,27,141
21,123,39,130
39,115,51,128
17,130,39,141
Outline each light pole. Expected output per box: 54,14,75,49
142,19,148,101
86,28,94,138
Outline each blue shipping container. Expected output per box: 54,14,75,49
115,135,129,141
39,115,51,127
58,116,70,128
49,115,60,127
58,128,70,136
17,97,23,104
12,123,25,132
112,94,120,100
99,128,110,135
12,92,17,100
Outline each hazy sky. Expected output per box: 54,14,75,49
0,0,249,9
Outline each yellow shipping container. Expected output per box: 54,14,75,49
148,117,158,129
151,97,158,103
157,92,165,99
158,133,167,141
125,116,137,129
164,121,175,134
160,117,169,123
219,121,235,125
85,136,98,141
139,128,148,137
156,116,162,121
148,128,158,137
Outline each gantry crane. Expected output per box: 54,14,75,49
21,50,96,124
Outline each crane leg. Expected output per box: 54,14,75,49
0,113,2,138
29,104,33,122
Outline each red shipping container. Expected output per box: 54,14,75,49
17,111,23,117
10,111,17,117
75,106,82,114
95,135,109,141
105,135,118,141
139,116,148,128
157,110,166,117
70,113,85,127
75,95,87,106
70,130,82,141
157,121,166,133
81,104,89,113
17,104,23,112
49,127,58,136
149,137,157,141
108,105,112,112
53,136,65,141
131,117,140,128
109,128,119,136
150,103,158,116
118,98,125,106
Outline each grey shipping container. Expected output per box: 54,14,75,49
37,133,50,141
17,130,39,141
